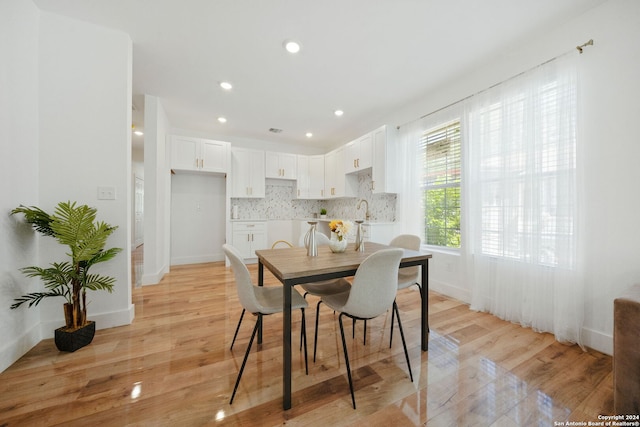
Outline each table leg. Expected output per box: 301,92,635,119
283,281,292,410
421,259,430,351
258,261,264,344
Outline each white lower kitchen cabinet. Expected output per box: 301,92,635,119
231,221,268,260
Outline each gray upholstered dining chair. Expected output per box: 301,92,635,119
320,248,413,409
229,239,294,351
297,231,353,362
223,244,309,404
388,234,422,347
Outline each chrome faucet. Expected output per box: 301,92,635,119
356,199,370,221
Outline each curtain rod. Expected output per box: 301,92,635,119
396,38,594,130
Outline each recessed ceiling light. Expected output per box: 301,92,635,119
218,117,227,123
134,131,144,136
306,132,313,138
334,110,344,117
283,40,301,54
220,81,233,90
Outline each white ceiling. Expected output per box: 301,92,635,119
34,0,607,150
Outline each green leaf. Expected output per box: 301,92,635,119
11,205,55,236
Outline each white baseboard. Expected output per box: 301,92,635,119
141,264,169,286
429,278,472,304
430,279,613,356
40,304,135,339
170,253,225,266
0,304,135,373
0,323,41,373
581,326,612,356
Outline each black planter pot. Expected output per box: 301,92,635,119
54,320,95,352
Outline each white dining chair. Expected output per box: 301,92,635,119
229,239,294,351
297,231,353,362
223,244,309,404
388,234,421,347
320,248,413,409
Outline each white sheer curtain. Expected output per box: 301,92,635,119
395,120,423,236
464,56,584,346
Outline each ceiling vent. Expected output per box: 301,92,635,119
269,128,283,133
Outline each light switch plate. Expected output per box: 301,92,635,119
98,186,116,200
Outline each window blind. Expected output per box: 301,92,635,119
421,120,461,248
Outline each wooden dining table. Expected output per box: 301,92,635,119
255,241,432,410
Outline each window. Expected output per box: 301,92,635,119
471,78,576,267
421,120,461,248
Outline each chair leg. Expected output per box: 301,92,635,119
313,299,323,362
301,308,308,375
390,299,395,348
393,301,414,382
390,284,421,348
338,313,357,409
229,315,260,404
351,319,367,344
230,308,246,351
363,319,367,345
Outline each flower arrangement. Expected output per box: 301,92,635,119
329,219,353,241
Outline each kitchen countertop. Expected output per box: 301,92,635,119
295,218,396,225
230,218,396,225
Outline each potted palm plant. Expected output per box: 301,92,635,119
10,201,122,352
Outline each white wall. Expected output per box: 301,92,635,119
37,11,134,333
379,0,640,355
0,2,134,372
0,0,41,373
142,95,171,284
170,174,226,264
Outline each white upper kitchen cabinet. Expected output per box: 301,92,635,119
344,132,373,174
265,151,297,179
308,155,325,199
171,135,228,173
296,155,310,198
325,146,356,198
371,125,397,193
296,154,325,199
231,147,265,198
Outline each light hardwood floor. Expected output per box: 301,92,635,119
0,259,614,426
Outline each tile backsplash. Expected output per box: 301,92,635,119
231,170,396,222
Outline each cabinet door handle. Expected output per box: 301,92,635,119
201,159,204,168
247,234,250,242
251,233,254,242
